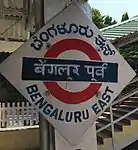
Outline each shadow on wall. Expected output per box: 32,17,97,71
122,140,138,150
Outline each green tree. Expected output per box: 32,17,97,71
119,43,138,62
104,15,117,27
104,15,112,26
121,12,129,22
112,19,117,25
119,42,138,74
92,8,117,29
92,8,105,29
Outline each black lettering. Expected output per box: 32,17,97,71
79,25,88,37
91,103,101,114
82,109,89,120
98,100,107,110
30,36,43,51
67,23,78,34
49,108,58,119
47,24,58,38
56,22,67,34
74,111,82,123
40,32,49,42
102,93,111,103
102,86,113,103
79,25,93,38
26,84,38,94
86,28,93,38
65,112,73,122
105,86,114,94
58,110,64,121
35,97,47,109
30,92,42,102
43,104,53,115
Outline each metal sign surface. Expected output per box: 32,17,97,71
0,2,136,145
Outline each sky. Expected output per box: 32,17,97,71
88,0,138,22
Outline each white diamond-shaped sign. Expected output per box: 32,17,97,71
0,2,136,145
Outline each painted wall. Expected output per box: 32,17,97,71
0,127,39,150
0,41,24,52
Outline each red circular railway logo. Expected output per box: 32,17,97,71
44,39,102,104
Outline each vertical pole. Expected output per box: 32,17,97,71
110,106,116,150
39,115,50,150
34,0,44,30
34,0,51,150
54,2,97,150
49,124,56,150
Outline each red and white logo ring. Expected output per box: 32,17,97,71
44,39,102,104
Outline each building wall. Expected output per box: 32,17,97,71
0,41,24,52
0,0,30,41
0,19,27,41
0,127,39,150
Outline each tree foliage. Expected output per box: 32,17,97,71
119,42,138,71
92,8,105,29
104,15,117,27
91,7,136,74
92,8,117,29
121,12,129,22
92,8,131,29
